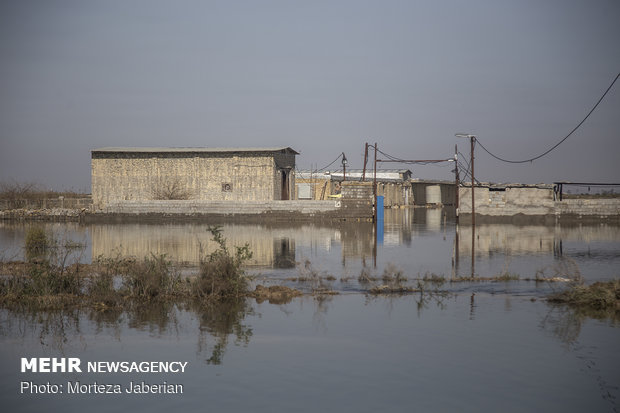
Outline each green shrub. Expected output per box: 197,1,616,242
25,226,50,262
194,226,253,299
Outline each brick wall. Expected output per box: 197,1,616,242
91,151,294,208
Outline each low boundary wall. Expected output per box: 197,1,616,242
457,186,620,223
86,199,373,222
556,198,620,220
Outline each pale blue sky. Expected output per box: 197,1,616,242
1,0,619,191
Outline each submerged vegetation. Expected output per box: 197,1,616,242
0,226,260,310
2,226,618,321
547,280,620,317
195,226,253,298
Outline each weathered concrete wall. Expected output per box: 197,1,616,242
458,186,555,217
92,151,294,209
99,200,339,215
556,198,620,219
341,181,374,199
376,182,412,207
88,198,373,221
411,182,456,206
295,176,411,207
295,178,333,200
457,185,620,221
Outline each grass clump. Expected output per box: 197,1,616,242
0,226,257,309
0,227,86,306
193,226,253,299
382,264,407,283
294,258,337,294
122,254,182,299
547,280,620,313
358,266,378,284
496,271,520,282
25,226,50,261
422,272,446,285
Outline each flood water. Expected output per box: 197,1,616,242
1,209,619,412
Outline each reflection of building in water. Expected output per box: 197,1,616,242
457,224,556,257
555,225,620,243
273,238,296,268
90,223,368,268
457,223,620,258
89,221,377,267
90,224,299,267
340,221,375,260
383,208,454,247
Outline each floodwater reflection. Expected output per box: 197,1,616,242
1,210,619,412
1,298,254,366
1,210,619,284
2,294,619,413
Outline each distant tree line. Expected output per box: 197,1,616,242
0,181,87,201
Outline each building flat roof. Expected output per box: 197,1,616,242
92,147,299,154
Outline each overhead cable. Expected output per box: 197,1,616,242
315,153,344,173
476,71,620,164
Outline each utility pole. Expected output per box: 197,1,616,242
373,142,378,221
470,137,475,228
455,134,476,225
455,133,476,277
454,144,459,221
362,143,368,181
372,142,378,268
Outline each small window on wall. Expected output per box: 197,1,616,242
222,183,232,192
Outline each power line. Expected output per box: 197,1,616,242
305,153,344,174
458,151,471,173
376,148,453,165
476,71,620,164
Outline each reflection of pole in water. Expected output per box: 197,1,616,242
554,239,563,258
453,224,460,278
373,220,377,268
471,221,476,277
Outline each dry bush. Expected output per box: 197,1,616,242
151,177,193,200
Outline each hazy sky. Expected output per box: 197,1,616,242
1,0,619,191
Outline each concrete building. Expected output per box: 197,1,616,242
294,169,413,207
91,147,298,209
410,180,457,207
